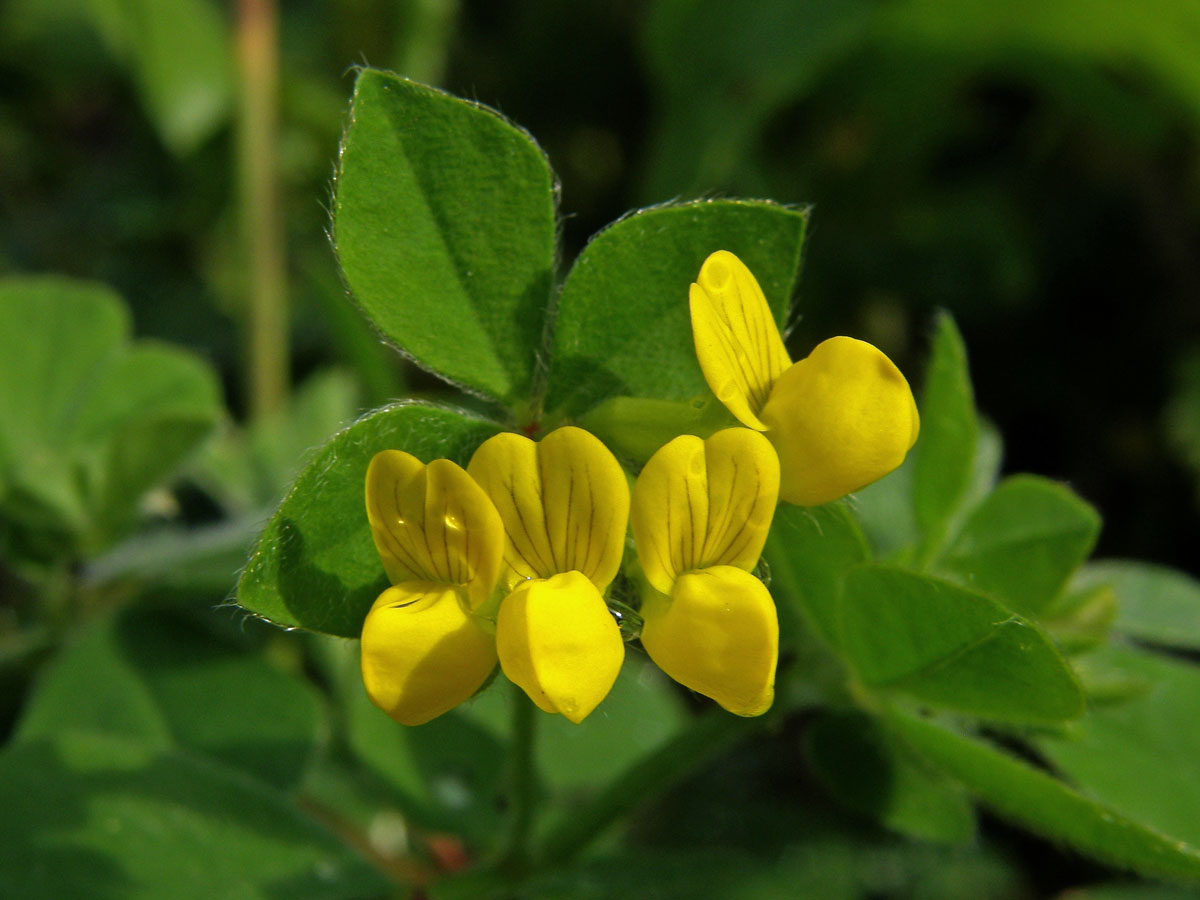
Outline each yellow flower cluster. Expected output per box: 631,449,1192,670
361,251,919,725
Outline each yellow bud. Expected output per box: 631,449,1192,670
361,583,498,726
640,566,777,717
496,571,624,723
759,336,920,506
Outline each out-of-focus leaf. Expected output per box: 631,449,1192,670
1075,560,1200,651
912,311,977,552
0,277,221,555
0,730,390,899
545,199,808,421
15,614,170,749
764,502,869,648
334,69,556,406
75,342,223,537
886,707,1200,882
236,402,501,637
481,826,1025,900
312,634,506,848
1042,581,1117,653
805,711,976,843
196,369,362,516
879,0,1200,135
16,611,322,792
532,656,687,795
85,0,231,154
1036,646,1200,848
840,566,1083,724
938,475,1100,618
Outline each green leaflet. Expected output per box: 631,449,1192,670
764,501,870,649
1036,645,1200,849
886,707,1200,883
912,311,978,554
840,565,1083,724
937,474,1101,618
334,70,556,406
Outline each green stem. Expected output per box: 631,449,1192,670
235,0,288,418
537,708,769,867
497,684,538,877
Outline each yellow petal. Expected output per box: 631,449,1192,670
759,336,920,506
689,250,792,430
631,428,780,595
360,582,498,726
468,427,629,593
365,450,504,609
640,566,777,717
495,571,624,724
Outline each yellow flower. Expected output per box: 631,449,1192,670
690,250,920,506
360,451,504,726
469,426,628,723
631,428,780,716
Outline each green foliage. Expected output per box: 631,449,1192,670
6,26,1200,897
937,475,1101,618
4,0,231,155
0,277,221,561
838,566,1083,724
1078,560,1200,651
0,610,385,899
85,0,231,154
237,401,501,637
1036,646,1200,848
805,711,975,844
912,312,978,552
0,731,388,900
765,502,869,648
886,708,1200,882
230,66,1200,892
546,199,807,420
17,611,322,790
334,71,556,406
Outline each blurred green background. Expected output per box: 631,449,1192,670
3,1,1200,896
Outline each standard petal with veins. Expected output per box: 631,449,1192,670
689,250,790,431
639,566,777,717
361,582,499,726
631,428,779,595
495,571,625,724
365,450,505,609
468,426,629,593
